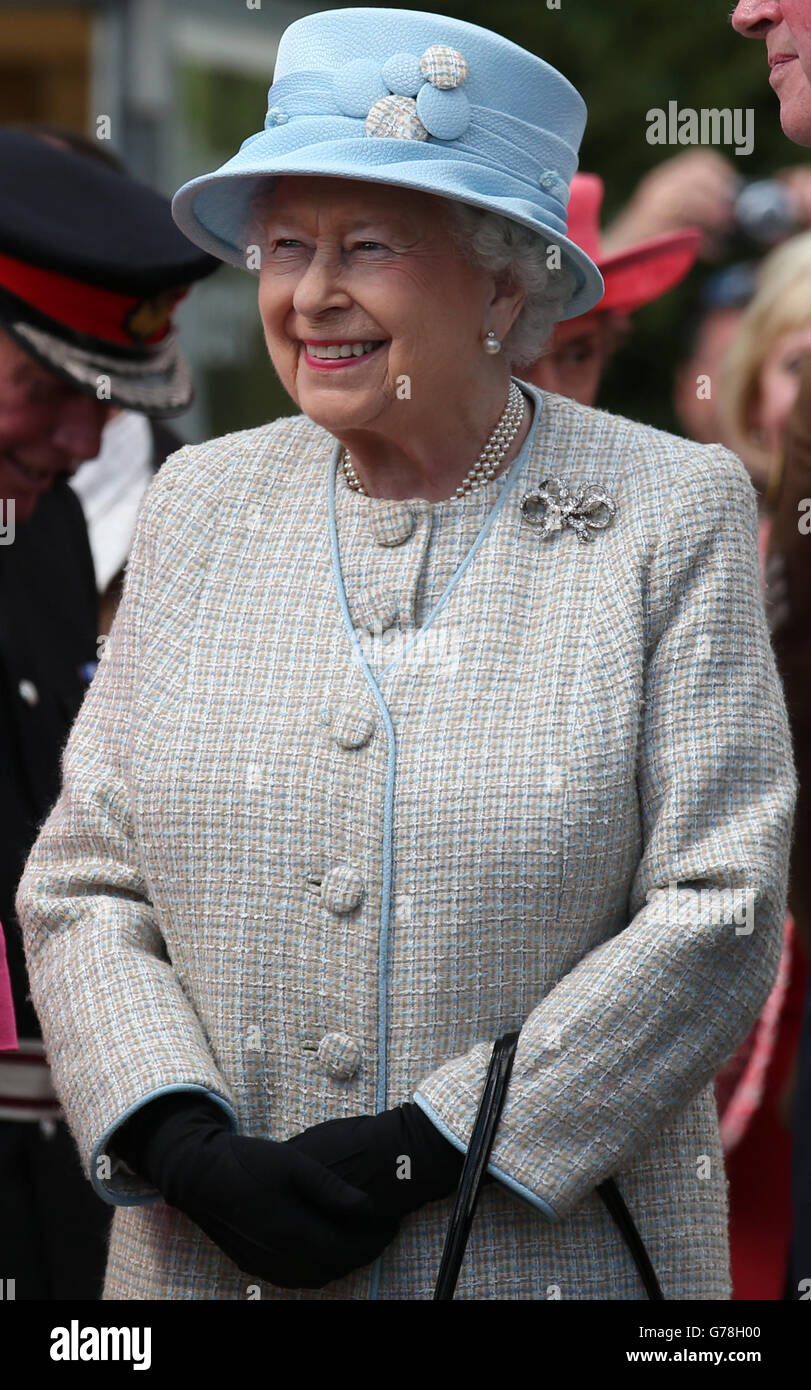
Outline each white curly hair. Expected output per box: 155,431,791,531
442,200,576,367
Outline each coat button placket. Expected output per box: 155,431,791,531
326,464,436,1141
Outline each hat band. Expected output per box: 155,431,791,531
0,251,188,349
258,69,574,233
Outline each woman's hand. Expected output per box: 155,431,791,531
111,1093,398,1289
284,1103,464,1223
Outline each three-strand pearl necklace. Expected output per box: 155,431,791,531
340,379,526,500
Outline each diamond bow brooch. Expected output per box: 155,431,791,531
519,478,618,542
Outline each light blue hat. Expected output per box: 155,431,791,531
171,7,604,320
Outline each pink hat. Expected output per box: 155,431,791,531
567,173,700,317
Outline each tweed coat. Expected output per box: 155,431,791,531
15,378,796,1300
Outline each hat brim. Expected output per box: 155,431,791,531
4,319,194,418
172,128,605,321
595,230,701,316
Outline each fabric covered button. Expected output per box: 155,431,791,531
321,864,365,914
333,58,388,118
368,500,417,547
354,588,399,632
419,43,469,90
330,703,377,749
316,1031,363,1081
365,93,428,141
380,52,424,97
415,83,470,140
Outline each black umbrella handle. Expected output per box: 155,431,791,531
433,1030,520,1300
433,1030,665,1301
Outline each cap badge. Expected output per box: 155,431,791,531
124,288,183,343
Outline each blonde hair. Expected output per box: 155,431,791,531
721,230,811,471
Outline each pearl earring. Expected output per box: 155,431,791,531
483,330,501,355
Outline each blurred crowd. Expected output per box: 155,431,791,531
1,126,810,1299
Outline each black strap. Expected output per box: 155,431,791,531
434,1031,665,1300
596,1176,664,1300
434,1031,520,1300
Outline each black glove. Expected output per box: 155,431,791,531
111,1092,399,1289
285,1102,464,1225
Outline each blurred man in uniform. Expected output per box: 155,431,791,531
0,127,217,1298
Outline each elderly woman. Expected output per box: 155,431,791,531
15,8,795,1301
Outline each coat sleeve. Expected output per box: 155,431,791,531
413,445,797,1220
14,453,239,1206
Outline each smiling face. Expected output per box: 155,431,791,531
0,329,110,524
256,175,517,443
732,1,811,144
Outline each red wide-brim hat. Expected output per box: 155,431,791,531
567,172,701,318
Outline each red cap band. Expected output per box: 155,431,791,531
0,250,187,347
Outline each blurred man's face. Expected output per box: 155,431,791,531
0,329,110,524
732,1,811,145
523,314,625,407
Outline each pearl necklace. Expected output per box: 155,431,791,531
340,380,526,500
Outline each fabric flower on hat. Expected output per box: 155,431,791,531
332,43,471,143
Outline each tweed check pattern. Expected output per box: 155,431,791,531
16,381,795,1299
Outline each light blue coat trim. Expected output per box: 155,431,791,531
327,451,400,1301
326,383,544,1296
413,1091,559,1221
375,390,542,682
326,458,400,1119
90,1084,239,1206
